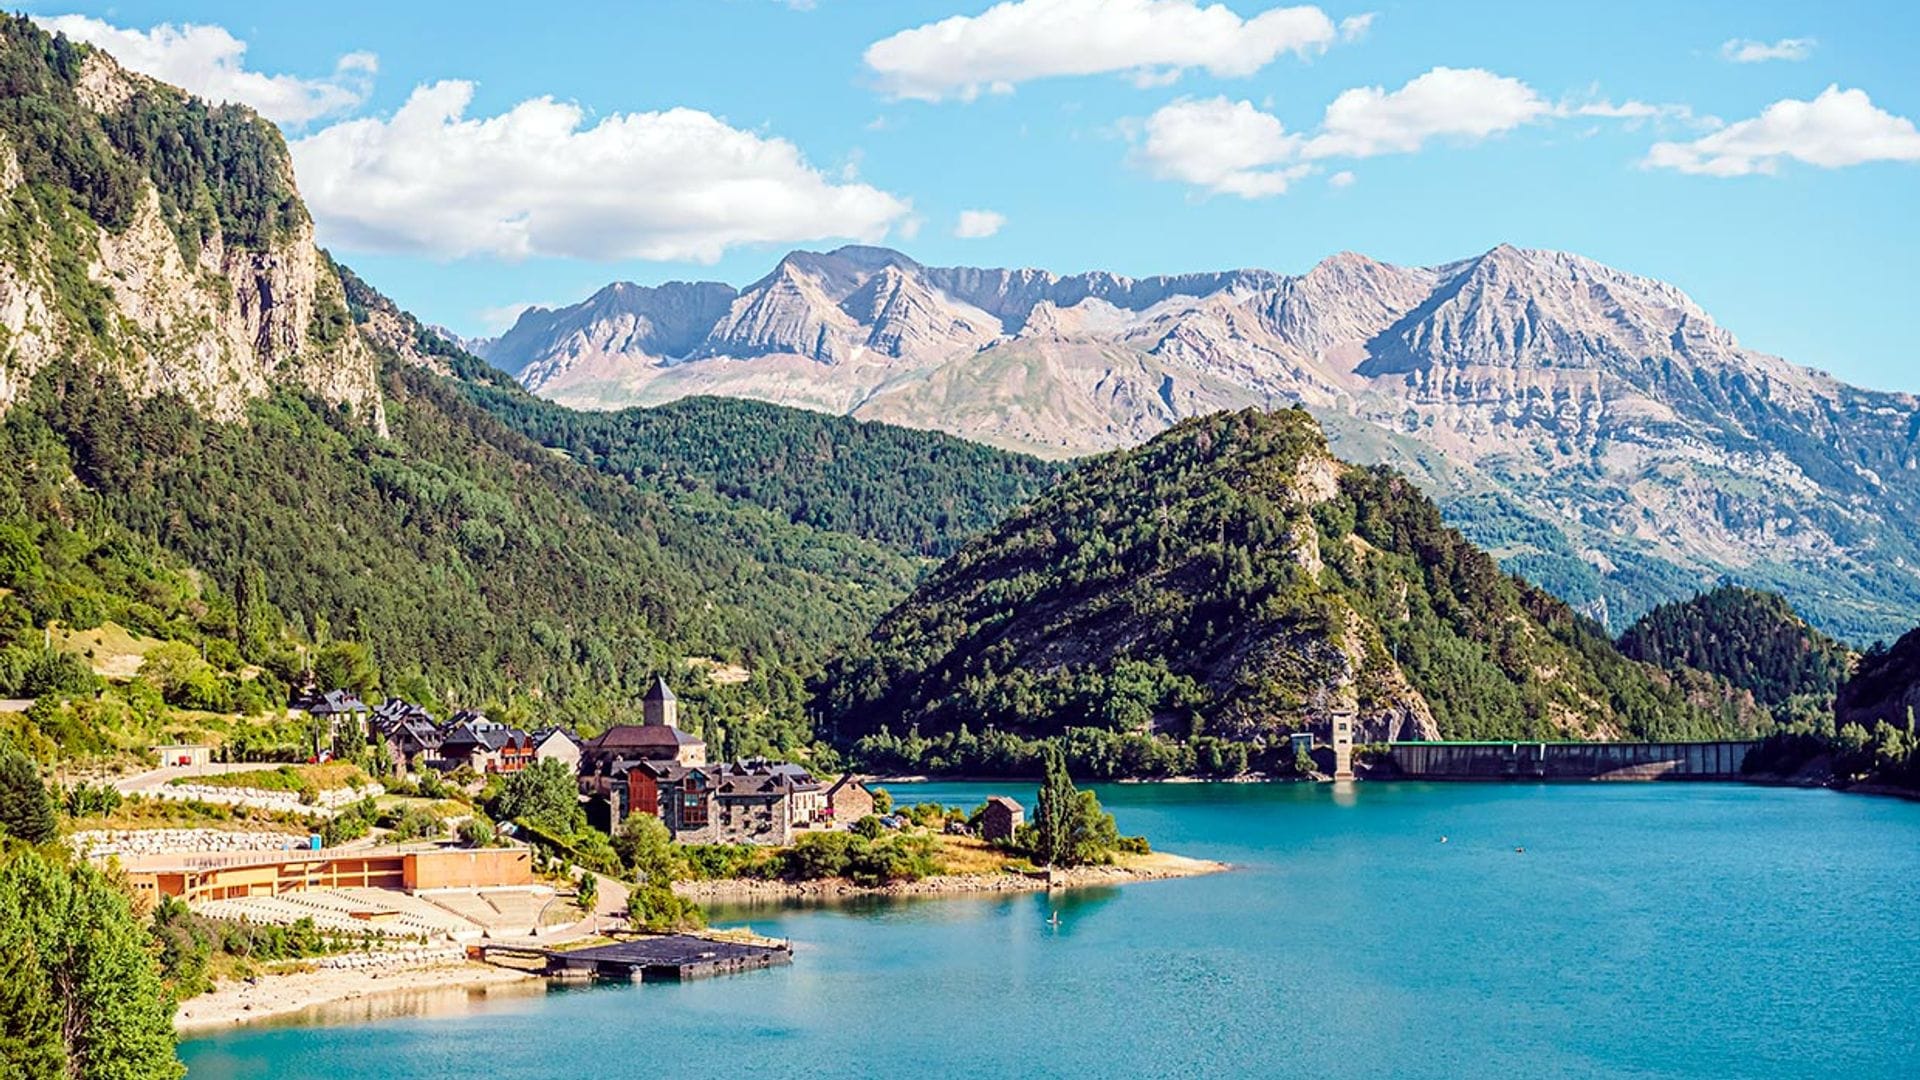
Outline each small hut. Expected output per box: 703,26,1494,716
980,796,1025,843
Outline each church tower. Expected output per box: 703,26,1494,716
643,677,677,729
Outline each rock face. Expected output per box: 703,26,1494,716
0,23,381,428
486,243,1920,642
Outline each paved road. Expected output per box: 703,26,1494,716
112,760,289,795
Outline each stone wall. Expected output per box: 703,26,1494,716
153,781,386,817
70,828,309,861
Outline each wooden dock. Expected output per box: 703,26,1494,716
475,934,792,983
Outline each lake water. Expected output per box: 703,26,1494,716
180,782,1920,1078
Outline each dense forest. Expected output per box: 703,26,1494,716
0,12,302,259
816,408,1749,773
459,388,1066,558
1,354,918,755
1617,586,1855,715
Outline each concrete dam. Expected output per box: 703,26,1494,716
1385,740,1759,781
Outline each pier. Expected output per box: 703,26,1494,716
475,933,793,982
1385,740,1760,781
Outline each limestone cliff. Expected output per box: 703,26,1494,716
0,19,381,428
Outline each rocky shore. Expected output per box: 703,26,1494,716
674,850,1226,902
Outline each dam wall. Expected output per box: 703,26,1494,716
1385,740,1759,781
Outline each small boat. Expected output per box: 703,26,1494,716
1046,912,1062,928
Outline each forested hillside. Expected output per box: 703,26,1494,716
1618,587,1855,715
0,13,942,763
1835,628,1920,732
2,355,916,752
460,389,1065,558
817,409,1752,776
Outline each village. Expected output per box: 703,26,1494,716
71,672,1223,1033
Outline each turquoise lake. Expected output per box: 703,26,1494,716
180,782,1920,1078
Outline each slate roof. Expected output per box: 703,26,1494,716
588,724,704,753
305,689,369,716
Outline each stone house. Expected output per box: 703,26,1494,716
436,719,536,775
531,727,581,770
980,796,1025,843
825,774,875,827
584,758,823,846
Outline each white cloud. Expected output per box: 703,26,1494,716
864,0,1343,102
1132,68,1683,196
1560,98,1697,126
290,81,913,262
1644,85,1920,176
1338,13,1375,41
1720,37,1815,64
33,15,374,126
1133,96,1309,197
1304,67,1549,158
953,209,1007,238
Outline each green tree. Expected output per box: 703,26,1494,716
0,847,183,1079
486,759,583,834
625,883,704,933
311,641,380,700
612,815,682,885
574,871,598,914
1031,744,1121,868
232,562,277,661
0,751,57,845
1033,744,1079,867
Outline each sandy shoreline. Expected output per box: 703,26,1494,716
674,850,1228,902
175,960,541,1035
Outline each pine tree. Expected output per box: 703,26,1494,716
0,750,56,845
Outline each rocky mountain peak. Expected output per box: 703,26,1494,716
1360,243,1742,376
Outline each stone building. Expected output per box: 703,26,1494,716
825,774,875,826
579,679,706,772
980,796,1025,843
585,758,827,846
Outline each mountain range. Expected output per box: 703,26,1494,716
476,244,1920,643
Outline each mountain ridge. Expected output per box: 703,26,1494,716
476,242,1920,643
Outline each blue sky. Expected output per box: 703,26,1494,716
24,1,1920,392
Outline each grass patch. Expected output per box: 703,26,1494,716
50,620,164,678
66,794,315,834
929,835,1015,876
169,762,369,795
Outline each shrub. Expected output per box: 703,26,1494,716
626,883,704,932
384,806,444,843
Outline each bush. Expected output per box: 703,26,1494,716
612,814,683,884
61,780,121,818
458,817,496,847
626,883,704,932
384,806,443,843
850,814,885,840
